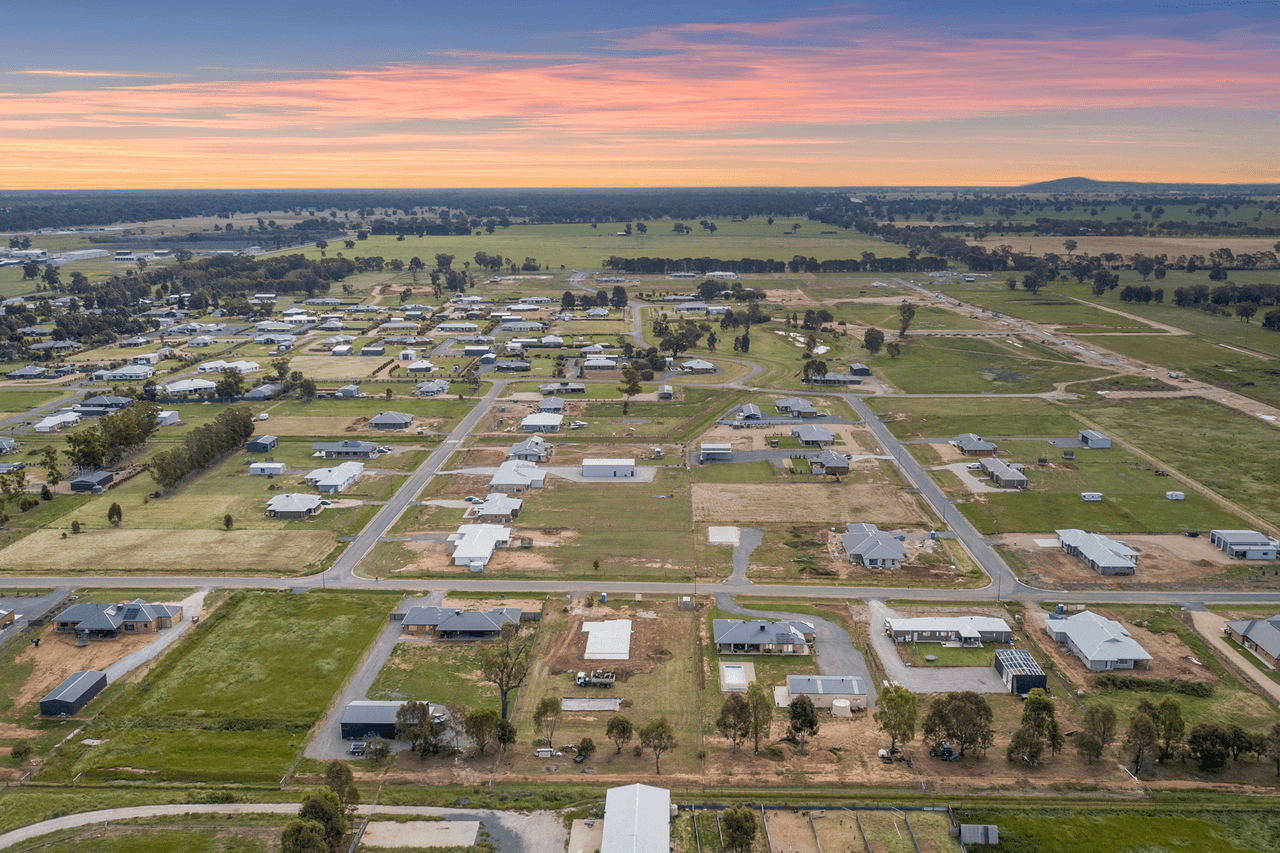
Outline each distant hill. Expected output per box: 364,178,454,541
1013,177,1280,194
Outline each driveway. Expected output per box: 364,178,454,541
865,600,1006,694
103,589,211,682
305,593,436,761
1187,610,1280,705
715,592,877,707
444,465,658,484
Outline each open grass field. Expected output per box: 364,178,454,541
927,279,1163,333
816,301,989,331
869,397,1084,441
15,821,290,853
965,808,1280,853
1073,397,1280,529
292,218,906,275
869,336,1110,394
571,387,742,442
41,590,397,784
949,443,1247,535
367,640,500,708
0,388,72,412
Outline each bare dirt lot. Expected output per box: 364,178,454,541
699,422,874,453
1031,606,1214,686
539,605,669,681
1000,533,1246,590
11,626,158,716
693,482,925,525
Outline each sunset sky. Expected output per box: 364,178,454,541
3,1,1278,189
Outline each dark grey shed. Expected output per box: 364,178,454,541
40,670,107,716
246,435,279,453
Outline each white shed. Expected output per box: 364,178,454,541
1166,491,1185,501
581,458,636,478
156,410,180,427
250,461,287,476
331,345,352,356
1081,492,1103,502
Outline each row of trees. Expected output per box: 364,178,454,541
149,407,256,491
63,401,161,471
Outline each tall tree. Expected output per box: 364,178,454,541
1125,710,1159,773
788,695,820,755
862,328,885,355
874,684,918,751
395,701,432,752
280,819,327,853
617,366,642,415
898,301,917,336
606,714,634,754
745,681,774,754
722,806,759,852
297,788,346,852
922,692,995,758
534,695,562,745
639,716,677,774
1152,696,1185,761
322,760,360,818
1078,703,1117,762
716,693,752,753
464,707,501,754
478,623,533,719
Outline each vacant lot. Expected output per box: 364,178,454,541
42,590,396,783
0,528,335,574
368,641,501,709
871,336,1110,394
963,808,1280,853
693,477,928,526
870,397,1083,441
1075,397,1280,528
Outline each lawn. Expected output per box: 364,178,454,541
0,388,71,412
572,387,743,441
367,641,501,708
41,590,397,784
15,823,288,853
897,643,995,667
1072,397,1280,529
965,809,1280,853
928,279,1162,332
869,397,1084,441
949,444,1247,535
869,336,1110,394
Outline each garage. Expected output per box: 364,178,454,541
581,458,636,478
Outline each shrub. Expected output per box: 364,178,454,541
1096,673,1213,697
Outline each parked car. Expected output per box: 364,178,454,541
966,463,982,470
377,446,392,454
569,421,589,429
464,496,483,504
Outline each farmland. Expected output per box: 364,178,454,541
868,337,1110,394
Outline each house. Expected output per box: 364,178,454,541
163,378,217,396
495,360,532,372
188,335,216,348
538,397,567,415
436,321,479,333
473,493,523,522
92,365,154,382
29,340,81,354
539,381,586,394
1045,610,1151,671
508,436,551,463
244,383,282,401
518,295,552,304
445,523,512,568
490,460,546,493
1056,529,1138,575
360,344,385,356
368,411,414,430
334,385,363,398
70,471,114,493
130,351,160,366
464,344,493,357
810,450,850,475
777,675,867,711
840,523,907,568
884,615,1012,645
497,322,545,335
247,435,279,453
156,410,180,427
40,671,108,717
312,440,379,459
1209,529,1279,561
585,307,611,319
699,443,733,462
580,343,606,356
658,385,673,399
250,461,287,476
805,372,861,386
775,397,818,418
791,424,835,446
521,412,563,432
34,411,81,433
1225,615,1280,667
954,433,998,456
739,403,762,420
994,648,1048,695
676,301,709,313
415,379,451,397
601,784,671,853
407,360,437,374
1079,429,1112,449
402,606,521,638
73,396,132,416
541,335,564,347
681,359,716,373
119,335,149,348
849,363,871,376
266,493,324,520
582,357,619,370
198,359,260,374
55,599,183,638
582,458,636,478
979,458,1029,489
305,461,364,494
712,619,815,654
7,364,47,380
339,700,440,740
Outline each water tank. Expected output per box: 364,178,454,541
831,699,853,718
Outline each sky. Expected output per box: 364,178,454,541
2,1,1278,189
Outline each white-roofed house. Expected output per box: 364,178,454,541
1056,529,1138,575
508,436,551,463
1045,610,1152,671
791,424,835,446
304,461,364,494
446,524,512,568
521,412,563,432
266,493,324,520
489,460,547,493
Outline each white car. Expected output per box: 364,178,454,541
377,446,392,454
966,463,982,470
569,421,589,429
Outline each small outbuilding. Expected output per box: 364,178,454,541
155,410,180,427
994,648,1047,695
246,435,279,453
250,461,287,476
581,458,636,478
1079,429,1112,449
40,670,107,717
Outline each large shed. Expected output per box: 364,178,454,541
601,784,671,853
1078,429,1112,449
581,458,636,478
993,648,1047,695
340,700,423,739
40,670,107,717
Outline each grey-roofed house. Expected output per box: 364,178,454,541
508,436,551,463
1057,528,1138,575
368,411,414,430
538,396,566,413
1046,610,1152,671
55,599,183,639
979,457,1029,490
804,372,860,386
266,493,324,520
473,493,523,522
810,450,850,475
305,461,364,494
1079,429,1112,448
244,383,282,401
780,675,867,710
840,523,906,568
495,360,532,372
884,615,1012,645
415,379,451,396
791,424,835,446
7,364,47,380
955,433,998,456
40,670,107,717
712,619,815,655
401,606,521,639
73,395,133,416
775,397,818,417
681,358,716,373
246,435,279,453
601,784,671,853
312,440,379,460
489,460,546,493
539,381,586,394
1225,615,1280,667
1209,529,1279,561
994,648,1048,695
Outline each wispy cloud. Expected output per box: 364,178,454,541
11,69,180,78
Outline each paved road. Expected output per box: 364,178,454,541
327,379,509,582
865,600,1006,694
0,586,70,649
715,592,878,707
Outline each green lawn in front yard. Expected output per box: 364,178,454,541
367,640,501,708
40,589,397,784
896,643,995,667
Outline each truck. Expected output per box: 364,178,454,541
575,670,616,688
